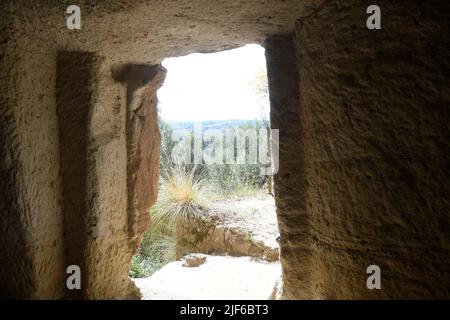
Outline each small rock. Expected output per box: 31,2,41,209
182,253,207,267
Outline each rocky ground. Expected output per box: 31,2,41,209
176,194,280,261
134,194,281,300
209,195,280,252
134,255,281,300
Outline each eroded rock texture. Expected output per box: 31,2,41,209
1,0,449,299
112,64,166,253
265,34,311,299
267,0,449,299
175,206,280,262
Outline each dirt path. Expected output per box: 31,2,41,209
134,255,281,300
134,195,281,300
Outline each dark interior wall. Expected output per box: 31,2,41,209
265,35,312,299
56,51,97,298
0,55,35,297
289,0,449,298
0,11,31,297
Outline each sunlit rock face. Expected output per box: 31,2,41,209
174,197,280,262
0,0,449,299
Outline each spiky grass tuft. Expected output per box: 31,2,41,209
153,164,207,231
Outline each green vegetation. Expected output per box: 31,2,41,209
130,228,177,278
129,64,272,277
130,154,207,278
129,118,271,278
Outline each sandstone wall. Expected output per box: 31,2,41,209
0,18,66,299
269,0,449,299
0,31,163,299
265,35,312,299
0,0,323,299
1,0,449,299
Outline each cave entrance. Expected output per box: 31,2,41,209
130,44,282,300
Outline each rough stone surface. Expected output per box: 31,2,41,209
0,0,322,298
297,0,449,299
0,0,322,64
1,0,449,299
117,65,166,252
266,0,450,299
182,253,207,268
176,196,280,262
265,34,311,299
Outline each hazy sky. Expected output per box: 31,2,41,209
158,44,268,122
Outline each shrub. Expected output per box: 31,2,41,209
129,255,152,278
153,163,207,230
139,228,176,270
129,162,207,278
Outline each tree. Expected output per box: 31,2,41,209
249,66,274,196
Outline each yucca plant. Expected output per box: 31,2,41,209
130,157,208,277
152,162,207,232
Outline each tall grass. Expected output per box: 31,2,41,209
129,163,207,278
153,164,206,230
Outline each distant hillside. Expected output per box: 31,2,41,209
168,119,265,131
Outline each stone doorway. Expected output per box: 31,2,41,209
129,45,282,299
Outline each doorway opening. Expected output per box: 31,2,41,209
130,44,281,300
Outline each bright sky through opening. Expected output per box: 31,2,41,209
158,44,268,122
